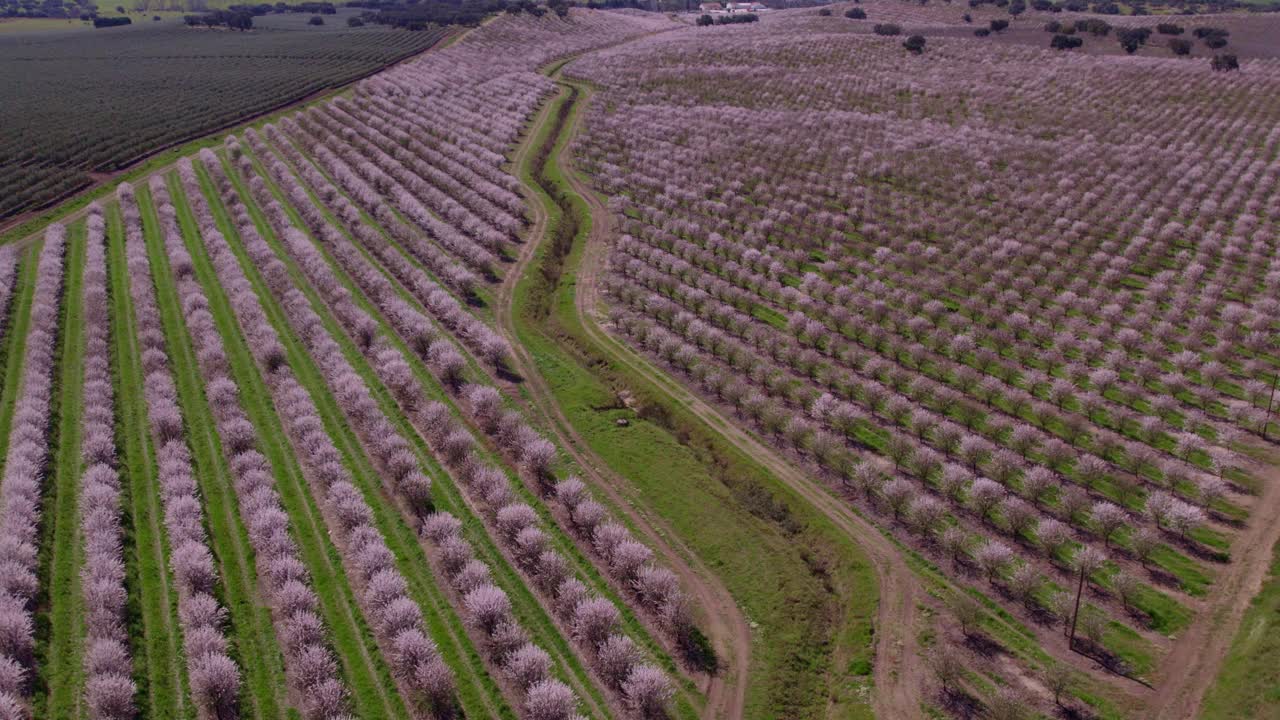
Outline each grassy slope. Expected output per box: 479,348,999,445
139,180,290,720
240,128,702,717
188,162,412,720
1200,537,1280,720
37,219,87,718
105,201,192,719
514,76,879,719
210,152,519,720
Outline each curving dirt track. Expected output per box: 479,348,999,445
557,70,1280,717
535,67,931,720
500,66,753,720
569,167,928,720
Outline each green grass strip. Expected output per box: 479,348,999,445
105,201,192,720
212,152,517,720
1201,536,1280,720
188,162,412,720
515,74,881,719
138,180,289,720
0,244,38,481
37,219,87,719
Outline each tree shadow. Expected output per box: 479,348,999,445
937,687,984,720
1055,703,1100,720
961,631,1003,659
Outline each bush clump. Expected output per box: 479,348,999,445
1050,33,1082,49
1210,53,1239,71
1194,27,1229,49
1117,27,1150,53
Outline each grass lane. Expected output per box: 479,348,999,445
37,218,87,719
105,201,192,720
1200,536,1280,719
188,161,412,720
512,75,882,718
139,179,289,720
212,151,519,720
0,245,38,482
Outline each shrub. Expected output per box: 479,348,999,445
844,7,865,18
347,16,363,26
1192,26,1227,39
973,28,990,36
873,23,901,35
308,14,324,24
818,7,831,15
1211,53,1239,71
1078,18,1110,35
1169,37,1191,55
1156,22,1183,34
903,34,926,53
990,19,1009,32
1117,27,1150,53
696,13,713,25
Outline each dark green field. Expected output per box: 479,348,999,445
0,14,448,220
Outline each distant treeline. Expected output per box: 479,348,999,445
348,0,510,29
967,0,1279,14
183,1,336,28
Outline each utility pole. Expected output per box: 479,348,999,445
1265,370,1278,442
1068,563,1085,648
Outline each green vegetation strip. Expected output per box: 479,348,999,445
210,152,518,720
105,201,192,720
0,245,38,480
139,180,289,720
514,74,879,719
188,162,411,720
37,219,87,718
1201,537,1280,720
